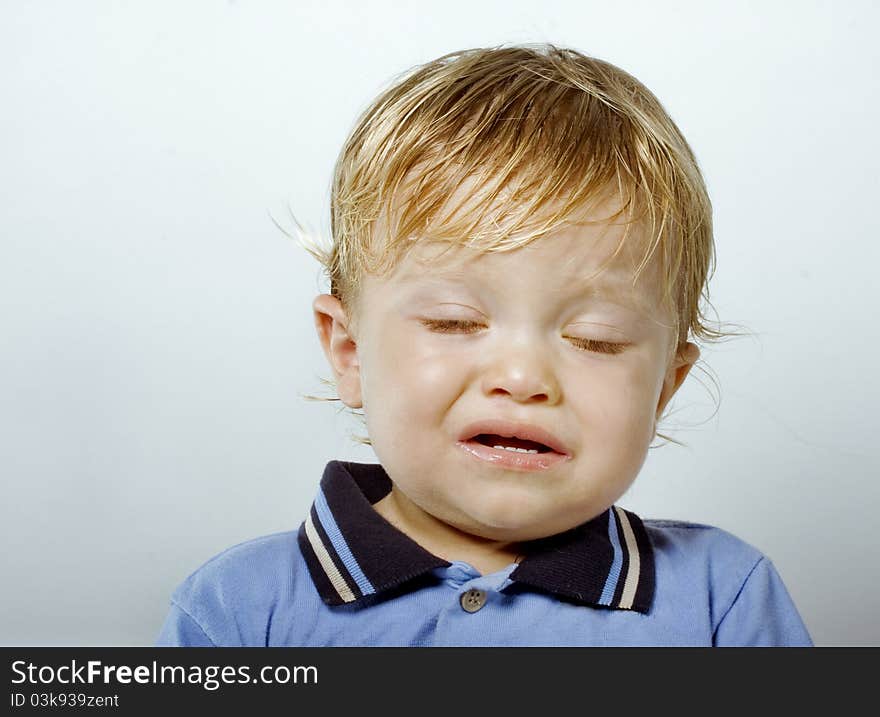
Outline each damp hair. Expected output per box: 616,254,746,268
278,42,752,448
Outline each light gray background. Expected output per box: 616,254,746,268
2,1,877,647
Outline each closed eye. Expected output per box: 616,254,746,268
420,318,483,333
563,336,628,355
419,319,628,355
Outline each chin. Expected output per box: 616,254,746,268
459,513,566,542
465,494,585,536
488,503,612,541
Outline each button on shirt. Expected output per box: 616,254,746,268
156,460,813,647
460,588,487,613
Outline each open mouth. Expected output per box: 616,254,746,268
471,434,554,454
457,431,570,471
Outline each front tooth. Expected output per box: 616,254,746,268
493,445,538,454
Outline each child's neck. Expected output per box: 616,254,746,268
372,488,523,577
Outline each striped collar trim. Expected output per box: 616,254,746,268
297,460,655,613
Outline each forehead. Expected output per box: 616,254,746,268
383,202,661,305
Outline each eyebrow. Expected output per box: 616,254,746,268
395,271,469,288
567,281,641,305
396,271,643,308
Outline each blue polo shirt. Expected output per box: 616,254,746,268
156,460,813,646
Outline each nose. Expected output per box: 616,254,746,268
480,344,561,404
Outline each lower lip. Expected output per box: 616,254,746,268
456,440,571,471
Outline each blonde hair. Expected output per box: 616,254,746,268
283,42,750,447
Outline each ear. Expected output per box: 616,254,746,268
655,341,700,423
312,294,363,409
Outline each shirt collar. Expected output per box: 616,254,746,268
297,460,656,614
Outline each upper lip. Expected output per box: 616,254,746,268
457,419,571,456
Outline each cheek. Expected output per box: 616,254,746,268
379,336,465,386
568,359,660,430
360,327,467,418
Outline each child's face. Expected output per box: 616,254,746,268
314,195,699,545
